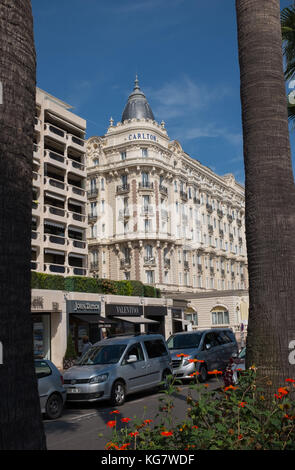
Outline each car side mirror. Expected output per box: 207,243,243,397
127,355,137,363
205,344,211,350
232,352,238,358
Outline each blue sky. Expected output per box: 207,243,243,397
31,0,295,184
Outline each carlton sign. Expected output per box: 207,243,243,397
128,132,157,142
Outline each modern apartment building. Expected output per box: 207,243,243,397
86,78,248,295
32,88,88,278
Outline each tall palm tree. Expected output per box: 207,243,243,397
236,0,295,395
281,4,295,126
0,0,46,449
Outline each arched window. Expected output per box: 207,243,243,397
211,306,229,325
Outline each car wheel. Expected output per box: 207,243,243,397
110,381,126,406
45,393,63,420
159,370,171,391
198,364,207,383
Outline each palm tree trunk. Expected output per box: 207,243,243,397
236,0,295,395
0,0,46,449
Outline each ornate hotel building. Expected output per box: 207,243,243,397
32,88,88,277
86,78,248,295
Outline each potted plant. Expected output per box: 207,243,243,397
63,332,77,370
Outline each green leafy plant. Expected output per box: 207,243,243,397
105,368,295,450
63,332,77,369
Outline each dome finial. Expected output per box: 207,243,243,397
134,74,140,90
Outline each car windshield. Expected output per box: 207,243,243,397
167,333,202,350
78,344,127,365
239,347,246,359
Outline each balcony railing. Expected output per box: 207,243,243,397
87,188,98,198
44,263,66,274
90,261,99,270
206,203,213,213
144,256,156,266
193,197,200,204
164,258,170,269
180,191,188,201
45,150,65,165
208,224,213,234
45,205,66,219
217,209,224,218
44,234,66,246
68,211,86,224
139,182,154,190
116,184,130,194
184,260,189,270
141,205,154,216
44,176,65,191
159,184,168,195
88,213,98,223
227,214,233,223
120,258,131,268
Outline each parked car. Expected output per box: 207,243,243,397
34,359,67,419
223,346,246,386
63,334,172,406
167,329,238,382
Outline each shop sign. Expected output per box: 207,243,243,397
145,306,167,316
31,296,44,310
66,300,101,314
105,304,143,317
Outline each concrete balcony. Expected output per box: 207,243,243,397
138,182,154,191
67,134,86,152
34,117,41,133
68,158,86,176
44,204,67,224
118,208,130,220
90,261,99,271
33,143,41,161
67,266,87,276
31,260,40,271
88,213,98,224
44,149,66,170
31,232,40,249
32,200,41,217
32,171,41,188
67,210,87,228
44,262,66,275
67,238,87,254
159,185,168,196
44,176,67,197
163,258,170,269
43,234,66,251
44,123,67,145
68,184,86,202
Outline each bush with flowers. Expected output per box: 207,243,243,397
104,366,295,450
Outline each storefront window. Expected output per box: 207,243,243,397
32,314,51,359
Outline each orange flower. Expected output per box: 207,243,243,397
110,410,120,414
275,387,289,399
192,425,198,429
121,417,131,423
129,432,139,437
176,353,189,357
208,370,223,375
224,385,238,391
144,419,153,424
238,401,247,408
286,378,295,383
188,358,204,363
203,384,209,387
119,443,131,450
238,434,243,440
105,442,119,450
107,420,116,428
189,372,200,377
161,431,173,436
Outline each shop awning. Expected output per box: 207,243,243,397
72,314,116,325
113,316,159,324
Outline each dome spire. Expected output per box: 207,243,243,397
134,74,140,90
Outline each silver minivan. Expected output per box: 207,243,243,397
63,334,172,406
167,329,238,382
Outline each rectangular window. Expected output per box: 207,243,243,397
142,148,148,158
121,151,126,161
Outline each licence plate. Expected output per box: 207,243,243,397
67,387,81,393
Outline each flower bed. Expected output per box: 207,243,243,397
104,367,295,450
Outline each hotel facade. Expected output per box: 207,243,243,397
86,78,248,296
